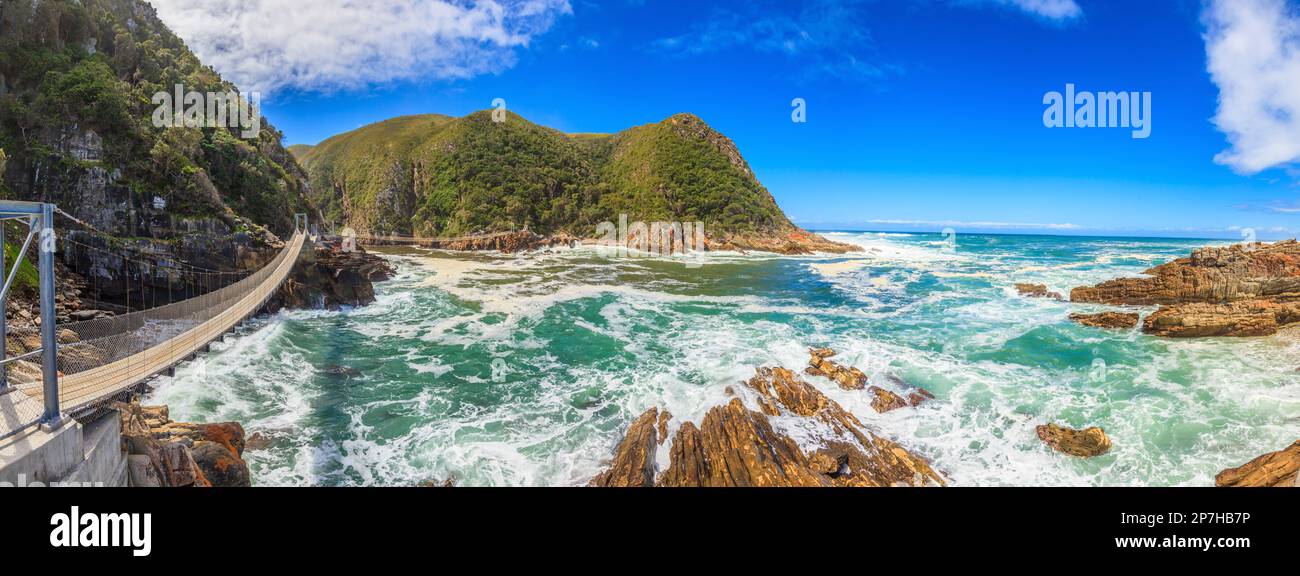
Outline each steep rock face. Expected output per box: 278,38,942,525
1071,241,1300,337
1215,440,1300,488
0,0,325,314
590,366,946,488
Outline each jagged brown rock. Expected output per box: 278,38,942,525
588,408,659,487
656,410,672,445
1016,283,1063,300
1143,301,1295,337
907,387,936,407
1215,441,1300,487
115,401,251,487
1071,240,1300,337
806,348,868,390
868,386,909,413
1069,311,1140,329
592,367,946,488
1036,423,1112,457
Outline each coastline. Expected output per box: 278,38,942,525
143,232,1298,487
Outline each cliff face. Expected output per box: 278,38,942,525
1071,240,1300,337
296,112,857,254
0,0,329,311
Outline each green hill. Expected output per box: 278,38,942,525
299,111,848,252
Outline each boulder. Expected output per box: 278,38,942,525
1036,423,1112,457
588,408,659,487
1069,311,1140,330
191,441,251,487
1215,440,1300,487
1016,283,1063,300
868,386,909,413
805,349,868,390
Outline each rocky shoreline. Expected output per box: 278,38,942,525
1070,240,1300,337
587,347,1294,487
115,401,252,487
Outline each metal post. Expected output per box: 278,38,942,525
38,203,60,426
0,220,7,390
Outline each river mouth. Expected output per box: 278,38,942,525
146,232,1300,486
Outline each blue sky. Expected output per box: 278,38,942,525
155,0,1300,239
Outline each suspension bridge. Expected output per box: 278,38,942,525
0,201,309,442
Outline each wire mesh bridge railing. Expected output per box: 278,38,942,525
0,226,307,438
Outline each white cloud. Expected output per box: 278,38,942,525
995,0,1082,21
150,0,572,95
1204,0,1300,175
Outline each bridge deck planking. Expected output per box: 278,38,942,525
21,232,307,413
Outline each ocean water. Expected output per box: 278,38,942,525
147,232,1300,486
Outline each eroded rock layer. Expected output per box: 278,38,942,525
590,367,946,488
1071,241,1300,337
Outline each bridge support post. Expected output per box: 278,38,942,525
38,203,61,428
1,222,7,390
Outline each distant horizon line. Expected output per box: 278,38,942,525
805,227,1296,243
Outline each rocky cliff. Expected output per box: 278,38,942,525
1071,240,1300,337
0,0,332,314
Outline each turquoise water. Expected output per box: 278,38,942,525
147,232,1300,486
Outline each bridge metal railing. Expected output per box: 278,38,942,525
0,208,308,440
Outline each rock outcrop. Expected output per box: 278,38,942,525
588,408,659,487
1069,312,1140,330
116,401,252,487
1016,283,1063,300
590,366,946,487
1215,440,1300,488
270,245,395,311
804,348,868,390
1071,240,1300,337
1036,423,1112,457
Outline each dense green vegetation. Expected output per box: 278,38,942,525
0,0,314,236
298,111,796,239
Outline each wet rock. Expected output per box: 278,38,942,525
907,387,936,407
191,441,251,488
157,442,211,487
1215,440,1300,488
868,386,909,413
805,348,867,390
1143,301,1295,338
1016,283,1064,300
657,398,831,487
589,408,659,487
270,244,395,311
656,410,672,445
1071,240,1300,337
115,400,250,487
1036,423,1112,457
1069,311,1140,330
592,366,945,488
417,478,456,488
